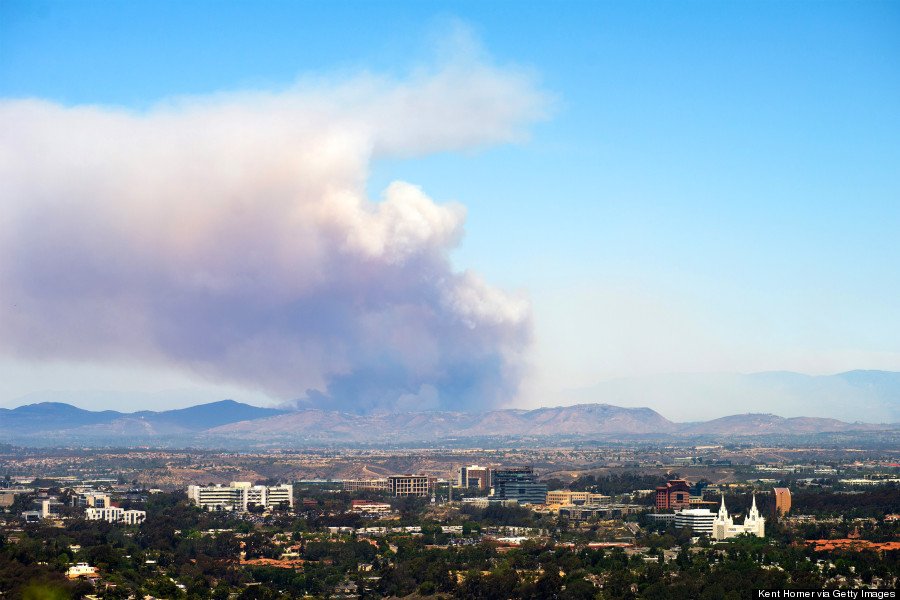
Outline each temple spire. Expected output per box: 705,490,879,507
748,494,759,521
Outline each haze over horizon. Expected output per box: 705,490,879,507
4,369,900,425
1,2,898,421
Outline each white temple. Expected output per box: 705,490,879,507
713,494,765,540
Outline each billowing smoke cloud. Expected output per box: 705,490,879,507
0,55,546,413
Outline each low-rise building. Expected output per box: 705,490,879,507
85,507,146,525
72,491,111,508
21,498,64,521
187,482,294,511
350,500,393,515
559,505,604,521
546,490,610,506
187,483,244,510
264,484,293,509
461,497,520,508
66,563,98,579
342,479,390,493
558,503,642,520
387,475,435,497
647,513,677,525
0,488,30,508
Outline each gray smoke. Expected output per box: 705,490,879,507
0,55,547,412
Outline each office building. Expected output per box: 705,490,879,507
655,479,691,511
86,507,146,525
22,498,65,521
187,484,245,511
458,465,493,489
0,488,29,508
646,513,677,526
72,492,111,508
771,488,791,516
387,475,435,497
546,490,609,506
674,508,716,536
266,484,294,508
350,500,393,515
343,479,390,493
492,467,547,505
187,482,294,511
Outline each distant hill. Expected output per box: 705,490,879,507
0,399,288,438
208,403,678,442
2,370,899,445
677,413,893,436
0,400,679,443
207,403,897,443
140,399,290,431
0,402,124,434
563,370,900,423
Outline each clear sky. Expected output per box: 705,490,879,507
1,1,898,419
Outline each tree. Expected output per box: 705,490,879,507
560,576,595,600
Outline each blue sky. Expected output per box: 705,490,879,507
1,1,898,419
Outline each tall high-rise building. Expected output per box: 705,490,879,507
771,488,791,516
655,479,691,510
492,467,547,505
458,465,493,489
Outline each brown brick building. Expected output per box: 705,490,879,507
655,479,691,510
771,487,791,516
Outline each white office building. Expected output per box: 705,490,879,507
266,484,293,508
187,482,293,511
85,507,146,525
66,563,98,578
187,483,245,510
674,508,716,535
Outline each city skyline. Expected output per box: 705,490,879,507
1,1,898,420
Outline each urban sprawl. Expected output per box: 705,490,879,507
2,444,900,599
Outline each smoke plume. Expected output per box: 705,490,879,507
0,55,546,412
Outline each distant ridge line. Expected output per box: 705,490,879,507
1,398,897,444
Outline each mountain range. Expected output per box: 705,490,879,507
0,398,897,447
0,400,287,438
562,370,900,423
1,370,897,445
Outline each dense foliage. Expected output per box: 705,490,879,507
2,487,900,599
